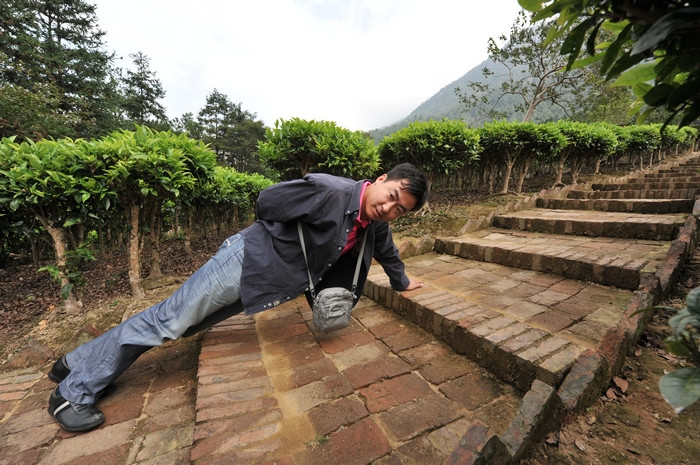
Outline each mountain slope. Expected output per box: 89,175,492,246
369,58,566,142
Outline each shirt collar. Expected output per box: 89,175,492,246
355,181,371,227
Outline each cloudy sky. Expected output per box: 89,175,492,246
92,0,523,131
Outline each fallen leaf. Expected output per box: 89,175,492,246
575,439,586,452
545,433,559,446
606,388,617,400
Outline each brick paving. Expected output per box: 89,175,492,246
1,151,699,464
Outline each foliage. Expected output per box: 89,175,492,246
476,121,565,192
120,51,168,128
520,0,700,127
39,244,95,299
456,11,595,123
625,124,662,156
258,118,379,181
196,89,266,172
554,120,618,184
99,127,212,200
0,52,76,140
0,135,111,306
377,119,480,192
0,0,122,139
197,166,273,222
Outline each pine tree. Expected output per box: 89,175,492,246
121,51,168,127
0,0,120,139
197,89,265,171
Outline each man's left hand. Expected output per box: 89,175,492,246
404,279,423,291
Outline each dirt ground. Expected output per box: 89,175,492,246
1,186,699,464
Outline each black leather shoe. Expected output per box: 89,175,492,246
48,355,71,382
48,387,105,432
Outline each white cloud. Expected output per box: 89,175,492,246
93,0,522,131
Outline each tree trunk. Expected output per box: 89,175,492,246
145,201,163,279
570,158,586,185
488,166,497,194
554,153,568,186
183,208,193,256
515,158,533,194
127,203,146,299
43,222,83,314
24,229,40,269
500,160,515,194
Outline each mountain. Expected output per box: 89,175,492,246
369,58,565,142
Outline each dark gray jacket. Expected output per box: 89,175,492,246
239,173,410,314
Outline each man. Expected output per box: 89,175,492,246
47,163,428,432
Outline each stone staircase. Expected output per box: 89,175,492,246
365,152,700,463
3,153,699,465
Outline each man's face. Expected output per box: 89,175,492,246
361,174,418,222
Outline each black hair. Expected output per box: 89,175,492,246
385,163,429,211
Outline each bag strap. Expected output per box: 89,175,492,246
297,221,316,299
297,222,367,299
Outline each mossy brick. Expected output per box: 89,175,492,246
500,379,564,463
426,301,475,336
292,417,391,465
376,394,462,442
343,355,411,389
499,329,548,354
443,421,510,465
359,373,433,413
536,343,586,387
471,316,519,338
557,349,611,411
518,337,570,363
308,397,369,436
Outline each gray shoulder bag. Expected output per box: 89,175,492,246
297,222,367,332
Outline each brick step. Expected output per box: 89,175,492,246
193,299,526,464
492,208,686,240
567,188,698,200
433,229,670,290
639,174,700,182
365,253,633,392
656,168,700,175
535,197,693,214
591,181,700,190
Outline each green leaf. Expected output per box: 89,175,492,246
643,83,674,106
61,282,74,300
601,19,630,34
668,308,700,335
659,368,700,413
570,52,603,70
601,23,633,75
685,287,700,315
668,77,699,108
518,0,542,12
63,217,81,228
612,61,658,87
632,10,700,55
561,17,596,59
666,338,692,357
